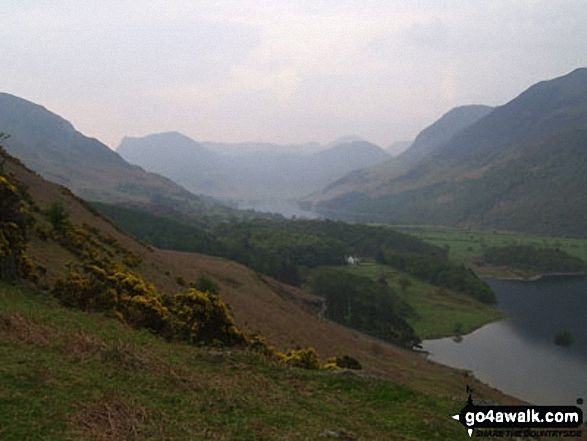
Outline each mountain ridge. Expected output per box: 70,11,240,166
307,104,493,201
312,68,587,236
118,132,390,201
0,93,238,221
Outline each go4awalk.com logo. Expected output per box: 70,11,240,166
451,387,584,438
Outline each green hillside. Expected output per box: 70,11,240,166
0,281,470,441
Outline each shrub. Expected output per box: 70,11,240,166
332,355,362,370
277,347,320,370
169,289,246,346
0,174,36,282
554,330,574,346
190,276,219,295
321,362,341,371
45,201,69,233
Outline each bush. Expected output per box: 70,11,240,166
45,201,69,233
554,330,574,346
0,174,36,282
169,289,246,346
190,276,219,295
332,355,362,370
276,347,320,370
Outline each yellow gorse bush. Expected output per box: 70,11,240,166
275,347,320,370
170,289,246,345
0,172,36,281
53,261,246,346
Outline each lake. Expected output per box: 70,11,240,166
422,275,587,406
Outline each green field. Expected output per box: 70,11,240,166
393,225,587,277
340,264,503,340
0,281,477,440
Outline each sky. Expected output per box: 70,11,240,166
2,1,587,150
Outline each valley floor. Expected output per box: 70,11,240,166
393,225,587,280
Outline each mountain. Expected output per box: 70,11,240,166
386,140,412,156
202,140,323,156
0,93,233,220
118,133,390,201
310,104,493,202
118,132,236,196
313,69,587,236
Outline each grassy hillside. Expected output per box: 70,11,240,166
1,281,478,441
336,264,503,339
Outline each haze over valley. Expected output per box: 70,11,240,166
117,132,391,203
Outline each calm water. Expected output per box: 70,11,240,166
422,275,587,405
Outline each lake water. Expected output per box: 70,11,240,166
422,275,587,405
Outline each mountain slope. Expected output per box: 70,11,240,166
3,280,482,440
314,69,587,236
1,145,516,414
118,133,390,200
0,93,232,220
312,105,493,201
118,132,236,195
386,140,412,156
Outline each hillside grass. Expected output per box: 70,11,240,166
0,281,473,440
393,225,587,278
340,264,503,339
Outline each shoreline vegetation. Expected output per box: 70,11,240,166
486,271,587,282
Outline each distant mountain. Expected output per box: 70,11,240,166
313,69,587,236
118,134,390,201
386,141,412,157
0,93,233,221
118,132,236,196
202,140,323,156
312,104,493,201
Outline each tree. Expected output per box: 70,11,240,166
46,201,69,233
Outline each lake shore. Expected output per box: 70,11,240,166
472,263,587,281
423,276,587,406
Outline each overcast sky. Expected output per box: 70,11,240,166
2,1,586,149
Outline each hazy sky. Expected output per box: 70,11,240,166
2,1,587,149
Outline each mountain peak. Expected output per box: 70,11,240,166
0,92,76,138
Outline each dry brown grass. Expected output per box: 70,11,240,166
69,392,150,441
0,312,57,347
